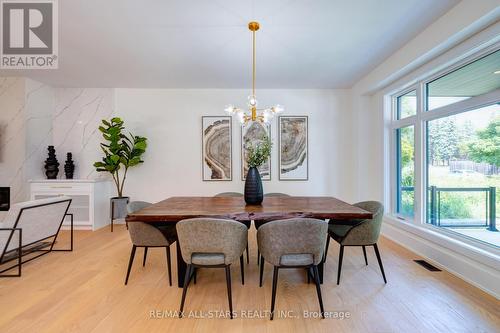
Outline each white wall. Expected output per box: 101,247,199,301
115,89,355,203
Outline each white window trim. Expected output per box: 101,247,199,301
388,44,500,251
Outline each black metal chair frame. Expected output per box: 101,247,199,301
125,243,174,286
179,254,245,320
263,263,325,320
0,199,73,277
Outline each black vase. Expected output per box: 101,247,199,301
244,167,263,205
64,152,75,179
44,146,60,179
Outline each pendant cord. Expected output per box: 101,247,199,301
252,30,256,97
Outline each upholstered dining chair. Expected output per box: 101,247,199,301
176,218,247,319
124,201,177,286
324,201,386,285
214,192,250,264
256,193,291,265
257,218,327,320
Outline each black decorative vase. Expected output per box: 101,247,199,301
244,167,263,205
64,152,75,179
44,146,60,179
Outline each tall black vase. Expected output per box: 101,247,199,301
244,167,263,205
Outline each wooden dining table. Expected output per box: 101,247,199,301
126,196,373,288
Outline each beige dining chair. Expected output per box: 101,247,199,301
125,201,177,286
257,218,327,320
176,218,247,319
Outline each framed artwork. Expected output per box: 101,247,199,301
279,116,308,180
241,121,271,180
202,116,232,181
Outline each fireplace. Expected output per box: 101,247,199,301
0,187,10,211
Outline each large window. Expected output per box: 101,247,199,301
392,47,500,248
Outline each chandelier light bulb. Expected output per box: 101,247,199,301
247,95,258,107
273,104,284,113
224,104,235,114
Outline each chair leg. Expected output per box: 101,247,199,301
240,255,245,285
307,269,310,284
257,250,260,265
270,266,279,320
225,265,233,319
337,245,344,285
324,235,330,263
259,255,265,287
166,246,172,286
362,245,368,265
124,245,137,285
312,265,325,318
193,268,197,284
143,247,148,267
373,243,387,284
179,264,192,317
246,244,249,264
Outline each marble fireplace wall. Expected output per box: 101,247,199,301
52,88,114,180
0,77,55,207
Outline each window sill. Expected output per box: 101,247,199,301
384,214,500,271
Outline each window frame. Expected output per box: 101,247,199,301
389,43,500,248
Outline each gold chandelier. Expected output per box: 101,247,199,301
225,21,284,124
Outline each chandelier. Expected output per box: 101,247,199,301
225,21,284,124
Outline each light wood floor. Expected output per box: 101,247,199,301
0,226,499,333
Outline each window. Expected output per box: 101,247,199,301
396,126,414,217
426,49,500,110
391,47,500,248
397,90,417,119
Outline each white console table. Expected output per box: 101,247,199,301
30,179,111,231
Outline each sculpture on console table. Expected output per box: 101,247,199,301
44,146,60,179
64,152,75,179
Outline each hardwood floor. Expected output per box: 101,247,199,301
0,226,498,333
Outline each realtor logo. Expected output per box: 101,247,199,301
1,0,58,69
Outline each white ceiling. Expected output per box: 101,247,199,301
1,0,459,88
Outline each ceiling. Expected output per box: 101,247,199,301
1,0,459,88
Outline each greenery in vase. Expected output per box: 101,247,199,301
245,134,272,168
93,117,147,197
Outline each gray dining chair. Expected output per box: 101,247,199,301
124,201,177,286
257,218,327,320
256,193,291,265
176,218,247,319
324,201,386,285
214,192,250,264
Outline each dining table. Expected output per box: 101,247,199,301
125,196,373,288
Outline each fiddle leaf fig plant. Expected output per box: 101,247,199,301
93,117,147,197
245,134,272,168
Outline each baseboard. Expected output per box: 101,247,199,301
382,221,500,300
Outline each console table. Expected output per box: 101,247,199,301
30,180,111,231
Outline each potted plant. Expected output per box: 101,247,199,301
244,134,272,205
93,117,147,219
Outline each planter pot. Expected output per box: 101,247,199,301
110,196,130,219
244,167,263,205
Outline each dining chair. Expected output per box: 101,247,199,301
176,218,247,319
214,192,250,264
257,218,327,320
256,193,291,265
124,201,177,286
324,201,386,285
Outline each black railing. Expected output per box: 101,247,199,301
400,186,497,231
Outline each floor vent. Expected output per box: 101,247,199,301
414,260,441,272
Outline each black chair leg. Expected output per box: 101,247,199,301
225,265,233,319
270,266,279,320
124,245,137,285
307,269,310,284
373,243,387,283
179,264,192,317
259,255,264,287
166,246,172,286
246,244,249,264
312,265,325,318
337,245,344,285
240,255,245,285
257,250,260,265
362,245,368,265
143,247,148,267
193,268,197,284
324,235,330,262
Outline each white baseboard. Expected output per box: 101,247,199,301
382,221,500,300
